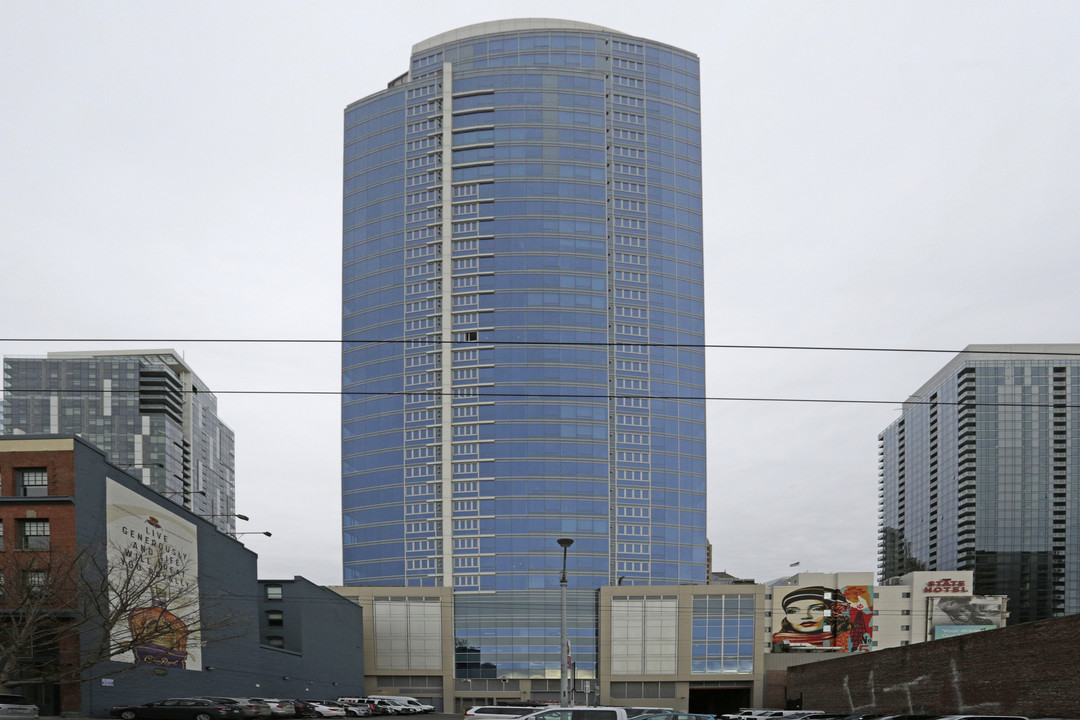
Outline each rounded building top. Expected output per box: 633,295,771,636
412,18,618,54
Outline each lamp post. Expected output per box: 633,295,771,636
233,531,272,537
557,537,574,707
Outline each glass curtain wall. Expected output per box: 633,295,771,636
342,19,707,677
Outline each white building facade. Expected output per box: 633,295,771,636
765,571,1006,653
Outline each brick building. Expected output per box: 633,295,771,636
785,613,1080,717
0,435,363,715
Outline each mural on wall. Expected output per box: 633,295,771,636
106,480,202,670
929,595,1006,639
772,585,874,651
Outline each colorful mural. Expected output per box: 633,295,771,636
771,585,873,651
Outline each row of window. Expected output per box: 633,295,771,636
1,467,50,497
0,518,50,550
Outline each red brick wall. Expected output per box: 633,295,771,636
763,669,789,709
786,613,1080,717
0,448,77,497
0,445,81,712
0,447,79,552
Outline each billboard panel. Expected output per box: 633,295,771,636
933,624,996,639
928,595,1005,640
106,480,202,670
771,585,873,651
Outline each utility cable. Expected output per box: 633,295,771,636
1,337,1080,357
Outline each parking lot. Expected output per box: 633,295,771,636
40,715,467,720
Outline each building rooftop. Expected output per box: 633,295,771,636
413,18,616,54
904,343,1080,407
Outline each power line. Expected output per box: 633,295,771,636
3,386,1078,410
2,337,1080,356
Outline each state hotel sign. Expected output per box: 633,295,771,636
923,578,968,594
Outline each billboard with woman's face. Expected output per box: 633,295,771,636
929,596,1006,639
771,585,874,651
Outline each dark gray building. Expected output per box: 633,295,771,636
3,350,236,532
0,435,363,715
878,344,1080,624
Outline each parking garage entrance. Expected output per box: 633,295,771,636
688,683,753,717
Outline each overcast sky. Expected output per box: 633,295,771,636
2,1,1078,586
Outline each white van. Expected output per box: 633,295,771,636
518,707,636,720
367,697,433,714
464,707,554,720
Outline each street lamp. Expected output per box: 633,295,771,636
233,531,272,537
558,537,574,707
202,513,250,521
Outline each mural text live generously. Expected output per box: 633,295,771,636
106,481,202,670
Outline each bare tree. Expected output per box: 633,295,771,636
0,540,240,692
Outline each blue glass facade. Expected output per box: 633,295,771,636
691,594,755,673
342,20,706,677
878,346,1080,624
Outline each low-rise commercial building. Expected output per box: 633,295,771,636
0,435,363,715
332,571,1010,715
765,571,1006,652
334,583,766,714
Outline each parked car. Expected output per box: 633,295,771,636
317,702,368,718
335,702,373,717
0,695,38,720
111,698,243,720
382,701,419,716
634,713,715,720
517,707,641,720
624,711,676,719
291,701,321,719
364,700,404,716
250,700,296,718
367,697,433,713
338,701,382,716
299,700,347,718
199,699,272,719
464,707,551,720
724,713,820,720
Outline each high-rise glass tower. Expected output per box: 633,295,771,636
878,345,1080,624
342,19,706,676
3,349,237,532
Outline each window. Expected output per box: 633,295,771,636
17,468,48,497
19,520,49,550
0,520,3,550
266,635,285,648
265,584,283,601
24,570,48,595
266,610,284,627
